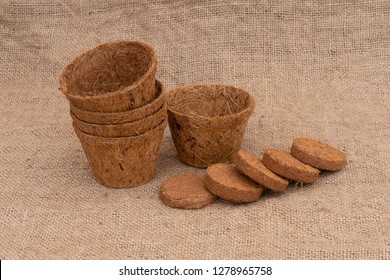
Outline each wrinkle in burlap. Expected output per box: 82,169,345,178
0,0,389,259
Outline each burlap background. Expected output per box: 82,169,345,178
1,0,389,259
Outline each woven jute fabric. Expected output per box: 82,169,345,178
1,0,389,259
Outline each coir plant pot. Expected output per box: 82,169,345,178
69,79,164,125
60,40,157,113
165,84,255,168
74,119,167,188
71,105,166,137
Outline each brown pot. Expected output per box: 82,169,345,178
71,105,166,137
166,84,255,168
74,119,167,188
69,79,164,125
60,40,157,112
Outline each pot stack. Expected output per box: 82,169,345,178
59,41,167,188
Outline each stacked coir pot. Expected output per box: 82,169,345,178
59,41,167,188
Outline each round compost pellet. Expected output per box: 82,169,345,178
160,173,217,209
233,150,289,192
204,163,263,203
262,148,319,184
291,137,347,171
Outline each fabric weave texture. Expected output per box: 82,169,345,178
1,0,389,259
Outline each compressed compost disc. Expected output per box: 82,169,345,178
204,163,263,203
160,173,217,209
291,137,347,171
233,150,289,192
262,148,319,184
